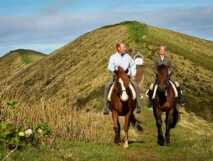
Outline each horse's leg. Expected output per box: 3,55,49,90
153,107,164,146
130,113,143,132
117,117,121,142
165,107,179,145
165,109,172,145
112,110,120,144
123,111,131,148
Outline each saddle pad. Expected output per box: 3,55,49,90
107,83,137,101
152,81,178,99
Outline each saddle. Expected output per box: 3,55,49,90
151,80,178,100
107,81,136,102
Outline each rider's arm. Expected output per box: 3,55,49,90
107,55,116,73
129,55,137,79
167,58,174,73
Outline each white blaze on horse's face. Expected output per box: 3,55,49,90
118,78,129,101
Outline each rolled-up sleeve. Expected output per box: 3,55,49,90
129,56,136,76
107,55,115,72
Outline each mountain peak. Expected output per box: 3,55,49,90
0,22,213,121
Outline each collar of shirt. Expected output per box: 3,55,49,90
116,52,126,57
160,55,165,61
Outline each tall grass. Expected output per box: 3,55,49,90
0,97,113,145
0,90,213,161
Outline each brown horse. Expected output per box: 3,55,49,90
110,67,143,148
152,64,179,146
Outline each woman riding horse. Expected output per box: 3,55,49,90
152,64,179,145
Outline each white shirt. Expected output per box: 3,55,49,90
160,55,165,61
107,52,136,76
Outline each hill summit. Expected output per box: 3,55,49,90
0,21,213,121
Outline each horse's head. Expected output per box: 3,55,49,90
114,66,130,101
156,64,169,92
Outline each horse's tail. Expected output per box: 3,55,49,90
170,107,179,129
130,113,143,132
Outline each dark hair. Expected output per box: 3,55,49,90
116,43,121,49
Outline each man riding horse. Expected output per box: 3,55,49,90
146,45,184,107
103,43,142,114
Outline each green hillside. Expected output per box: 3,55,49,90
0,21,213,161
0,105,212,161
1,21,212,121
0,49,46,85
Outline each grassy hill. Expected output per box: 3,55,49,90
0,49,46,85
0,104,212,161
0,21,212,161
0,21,212,121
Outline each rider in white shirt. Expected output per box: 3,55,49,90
103,43,141,114
107,52,136,76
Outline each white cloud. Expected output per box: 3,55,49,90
0,5,213,56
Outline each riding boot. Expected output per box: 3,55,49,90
146,89,153,108
147,98,153,108
177,87,185,106
136,92,142,113
136,103,141,113
103,101,110,115
103,79,113,115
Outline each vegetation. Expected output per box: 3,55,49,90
0,49,46,84
126,21,213,120
0,21,212,160
0,100,212,161
1,22,212,120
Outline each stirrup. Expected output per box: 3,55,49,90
103,107,110,115
136,108,141,113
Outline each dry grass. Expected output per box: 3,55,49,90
0,21,213,122
0,49,46,85
0,87,212,161
0,99,114,144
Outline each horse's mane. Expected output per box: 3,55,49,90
157,64,168,72
116,66,126,75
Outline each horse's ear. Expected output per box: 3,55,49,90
117,66,122,71
114,66,121,75
114,68,119,75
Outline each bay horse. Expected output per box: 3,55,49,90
110,66,143,148
152,64,179,146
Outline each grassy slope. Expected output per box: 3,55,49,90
0,25,129,107
0,21,212,121
0,49,46,84
0,107,212,161
125,21,213,121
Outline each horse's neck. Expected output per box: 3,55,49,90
168,83,176,97
113,82,121,94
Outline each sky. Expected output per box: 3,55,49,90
0,0,213,55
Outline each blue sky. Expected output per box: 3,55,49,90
0,0,213,55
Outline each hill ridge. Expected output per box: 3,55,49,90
0,21,212,121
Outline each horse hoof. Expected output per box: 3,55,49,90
123,143,128,148
123,140,128,148
114,139,121,145
158,142,164,146
165,140,170,145
158,139,164,146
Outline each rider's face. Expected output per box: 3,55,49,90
118,44,126,54
159,47,165,55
